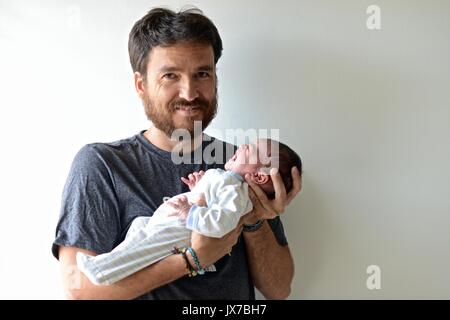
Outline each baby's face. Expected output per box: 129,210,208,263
225,139,272,176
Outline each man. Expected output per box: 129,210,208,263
53,7,301,300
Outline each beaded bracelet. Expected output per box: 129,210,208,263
187,247,205,275
172,247,197,277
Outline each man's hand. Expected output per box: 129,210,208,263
181,171,205,190
243,166,302,224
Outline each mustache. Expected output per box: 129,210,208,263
169,98,210,111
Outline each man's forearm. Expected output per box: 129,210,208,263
243,221,294,299
60,247,188,300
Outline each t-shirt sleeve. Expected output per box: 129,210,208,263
52,144,121,260
267,216,288,246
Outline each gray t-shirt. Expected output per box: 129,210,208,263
52,131,288,300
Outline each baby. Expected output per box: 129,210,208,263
77,138,302,285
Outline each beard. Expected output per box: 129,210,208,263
142,92,217,138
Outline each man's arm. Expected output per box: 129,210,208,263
243,221,294,299
59,225,242,300
59,246,189,300
243,167,302,299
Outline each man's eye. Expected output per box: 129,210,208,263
197,71,210,79
163,73,177,80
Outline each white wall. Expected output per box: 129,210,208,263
0,0,449,299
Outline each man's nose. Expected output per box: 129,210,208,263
178,78,199,102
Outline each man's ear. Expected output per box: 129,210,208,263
251,172,270,185
134,72,145,99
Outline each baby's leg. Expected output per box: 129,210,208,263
126,216,151,238
77,213,191,285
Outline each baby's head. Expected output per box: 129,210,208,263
225,139,302,199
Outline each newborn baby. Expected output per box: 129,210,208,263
77,138,302,285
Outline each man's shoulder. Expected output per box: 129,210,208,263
71,133,141,170
85,133,140,154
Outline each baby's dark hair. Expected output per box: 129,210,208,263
266,141,302,199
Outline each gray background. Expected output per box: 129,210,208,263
0,0,449,299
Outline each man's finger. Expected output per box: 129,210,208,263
247,188,263,212
270,168,287,214
245,174,271,212
286,167,302,205
247,188,258,203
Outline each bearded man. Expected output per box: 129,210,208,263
52,7,301,300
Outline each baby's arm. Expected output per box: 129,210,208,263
164,193,207,220
186,175,253,238
165,195,193,220
181,171,205,190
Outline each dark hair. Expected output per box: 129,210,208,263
128,7,223,79
278,142,302,192
267,141,302,199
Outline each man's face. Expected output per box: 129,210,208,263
138,42,217,137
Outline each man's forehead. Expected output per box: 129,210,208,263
148,42,214,71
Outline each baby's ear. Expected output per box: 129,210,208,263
251,172,270,185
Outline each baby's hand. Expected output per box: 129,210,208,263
166,195,192,220
190,192,207,207
181,170,205,191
